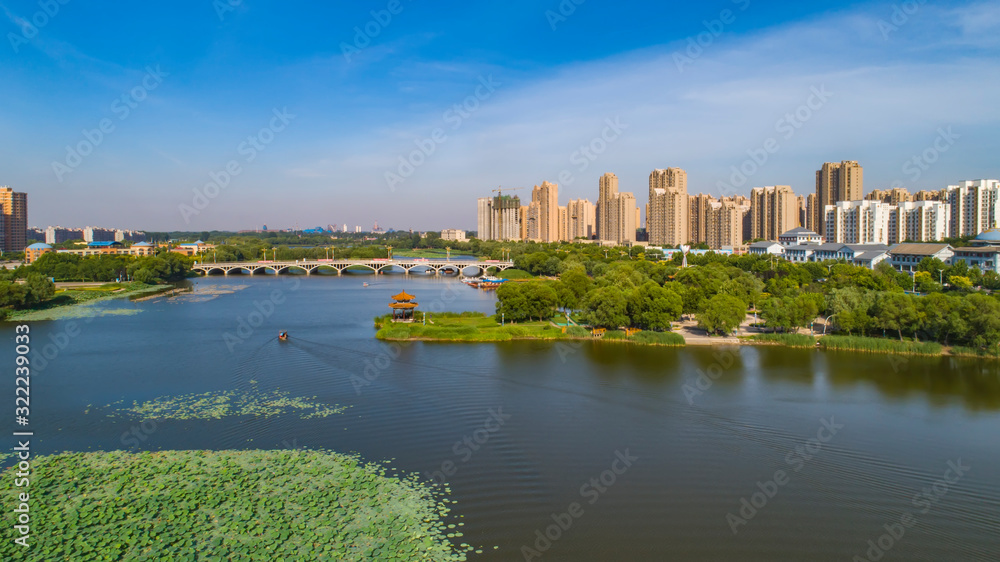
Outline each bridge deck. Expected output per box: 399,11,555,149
190,259,515,276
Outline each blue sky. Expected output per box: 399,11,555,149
1,0,998,231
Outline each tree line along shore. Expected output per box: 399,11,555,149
378,242,1000,359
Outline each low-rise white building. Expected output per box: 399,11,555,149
440,229,468,242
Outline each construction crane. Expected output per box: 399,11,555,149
491,186,524,242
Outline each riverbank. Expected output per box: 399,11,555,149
0,450,472,561
375,313,685,346
5,282,171,321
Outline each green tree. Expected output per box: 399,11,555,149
698,294,747,336
23,273,55,306
556,267,593,310
825,287,875,335
873,292,919,341
584,287,629,329
631,282,683,332
949,276,973,291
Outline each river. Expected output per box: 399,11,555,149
5,275,999,561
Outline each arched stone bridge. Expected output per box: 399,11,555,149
191,259,515,277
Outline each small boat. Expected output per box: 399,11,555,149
279,331,289,341
478,277,508,290
363,282,370,287
461,277,480,288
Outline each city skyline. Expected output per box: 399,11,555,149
2,1,998,230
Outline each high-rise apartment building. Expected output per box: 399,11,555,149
567,199,596,240
805,193,818,233
705,197,746,249
750,186,798,242
816,161,863,233
688,193,713,246
530,181,560,243
648,168,688,246
477,195,523,241
824,200,894,245
558,206,568,243
45,226,85,245
0,187,28,253
866,187,911,205
944,180,1000,238
913,189,947,202
612,192,638,245
597,173,619,242
477,198,492,240
889,201,951,244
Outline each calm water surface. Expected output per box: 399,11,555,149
4,275,999,561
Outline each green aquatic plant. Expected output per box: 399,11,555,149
0,450,472,561
115,386,347,421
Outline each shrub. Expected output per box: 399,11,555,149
819,335,942,356
632,331,686,346
752,333,816,348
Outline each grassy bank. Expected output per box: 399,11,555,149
819,335,943,356
6,282,168,321
0,450,472,561
375,313,685,346
750,333,817,348
950,346,1000,359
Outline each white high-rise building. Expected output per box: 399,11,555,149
944,180,1000,238
477,198,493,240
890,201,951,243
824,200,894,245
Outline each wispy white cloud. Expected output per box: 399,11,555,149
274,1,999,230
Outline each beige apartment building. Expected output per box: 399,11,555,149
805,193,818,233
816,161,863,233
597,173,619,242
529,181,560,243
567,199,596,240
612,192,638,244
866,187,911,205
705,197,747,249
648,168,688,246
1,186,28,253
688,193,713,246
750,185,798,241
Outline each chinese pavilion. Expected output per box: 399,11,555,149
389,291,419,322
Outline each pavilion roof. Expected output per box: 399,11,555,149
391,291,416,302
389,302,418,309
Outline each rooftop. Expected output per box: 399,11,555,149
889,243,953,256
